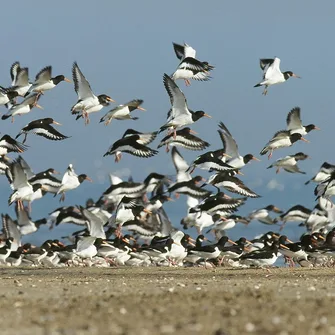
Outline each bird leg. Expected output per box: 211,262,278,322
165,144,170,153
262,86,268,95
11,116,14,123
276,168,280,174
184,79,191,87
59,193,65,202
279,222,286,231
27,201,32,213
175,192,180,199
173,128,177,140
268,151,273,160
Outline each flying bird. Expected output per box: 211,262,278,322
16,118,69,143
0,135,28,157
9,62,32,97
286,107,320,135
254,57,300,95
267,152,309,174
71,62,114,125
0,87,18,106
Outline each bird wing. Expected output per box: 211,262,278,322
218,122,239,158
20,93,40,107
72,62,95,100
2,214,21,250
81,208,106,239
10,62,20,85
171,147,191,182
34,66,52,83
286,107,302,130
259,58,274,72
15,67,30,87
32,124,69,141
172,42,186,60
264,57,281,80
76,236,96,252
17,156,34,179
10,159,29,190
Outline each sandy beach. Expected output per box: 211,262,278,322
0,266,334,335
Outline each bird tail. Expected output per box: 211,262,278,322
76,114,83,120
260,147,268,155
1,114,11,120
15,132,22,140
304,179,311,185
267,164,273,169
254,83,262,88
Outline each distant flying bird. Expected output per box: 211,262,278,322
260,130,308,159
286,107,320,135
254,57,300,95
157,127,210,152
10,62,32,97
30,66,71,95
267,152,309,174
247,205,283,225
171,42,214,86
159,74,211,138
305,162,335,185
16,118,69,143
56,164,92,202
1,93,43,123
218,122,260,169
99,99,145,125
71,62,114,125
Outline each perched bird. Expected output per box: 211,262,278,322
305,162,335,185
100,99,145,125
56,164,92,202
71,62,114,125
260,130,308,159
1,93,43,123
103,134,158,162
254,57,300,95
267,152,309,174
15,118,69,144
171,42,214,86
247,205,283,225
286,107,320,135
157,127,209,153
9,62,32,97
218,122,259,169
159,74,211,138
0,87,18,106
30,66,71,95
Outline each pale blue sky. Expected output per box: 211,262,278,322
1,1,334,242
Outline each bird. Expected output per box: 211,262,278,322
122,128,158,145
159,74,211,139
99,99,145,125
0,135,28,157
9,62,32,97
247,205,283,225
314,172,335,205
103,134,158,162
254,57,300,95
157,127,210,153
15,118,69,144
275,205,312,230
167,176,211,199
1,93,43,123
286,107,320,135
267,152,309,174
28,168,62,194
218,122,260,169
30,65,71,95
171,42,214,86
0,87,18,106
56,164,92,202
305,162,335,185
71,62,114,125
260,130,308,159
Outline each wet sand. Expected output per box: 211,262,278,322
1,267,335,335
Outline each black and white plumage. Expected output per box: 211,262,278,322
56,164,92,202
159,74,211,138
2,214,21,251
218,122,259,169
275,205,312,225
247,205,283,225
171,42,214,86
103,134,158,162
0,135,28,157
10,62,32,97
286,107,320,136
30,65,71,94
168,176,211,199
260,130,308,159
71,62,114,125
2,93,43,123
28,168,62,194
171,147,191,183
100,99,145,125
15,204,47,235
0,156,10,176
15,118,69,144
122,128,158,145
254,57,300,95
314,172,335,204
305,162,335,185
267,152,309,174
157,127,210,152
207,173,261,198
0,87,18,106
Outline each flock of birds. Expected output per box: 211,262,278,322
0,42,334,269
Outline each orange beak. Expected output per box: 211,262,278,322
252,156,260,161
203,113,212,118
85,176,93,182
64,78,71,83
300,137,309,143
189,129,198,135
228,239,238,245
137,106,146,111
106,97,115,103
52,120,62,126
292,73,301,78
314,126,321,130
35,104,43,110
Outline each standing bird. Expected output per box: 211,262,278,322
260,130,308,159
159,74,211,139
254,57,300,95
9,62,32,97
286,107,320,135
1,93,43,123
30,66,71,96
171,42,214,86
16,118,69,144
56,164,92,202
99,99,145,125
71,62,114,125
267,152,309,174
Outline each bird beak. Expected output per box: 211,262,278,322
222,153,232,158
129,236,137,242
228,239,238,245
188,237,196,243
237,170,244,176
203,113,212,118
107,97,115,102
35,104,43,109
143,208,152,214
173,241,181,246
272,233,280,238
41,186,48,191
52,170,60,174
189,129,198,135
314,126,321,130
245,240,253,245
137,106,146,111
286,238,294,244
300,137,309,143
52,121,62,126
280,244,290,250
220,216,228,221
223,194,231,199
85,176,93,182
319,235,325,240
273,207,282,213
252,156,261,161
188,241,195,247
64,78,71,83
3,156,11,162
292,74,301,78
166,197,175,202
